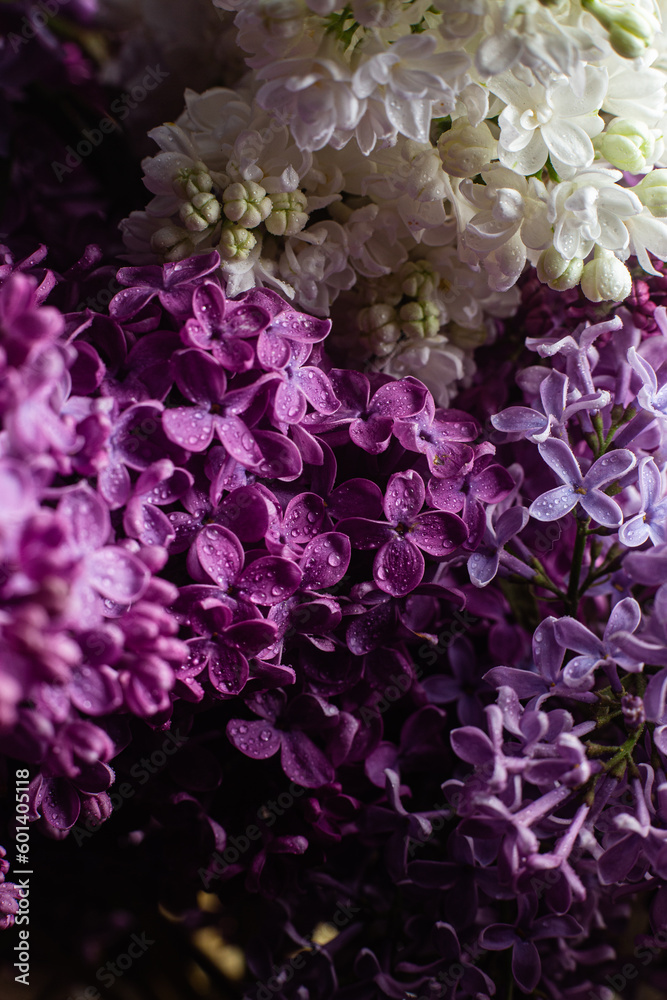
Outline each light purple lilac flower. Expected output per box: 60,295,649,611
529,438,636,527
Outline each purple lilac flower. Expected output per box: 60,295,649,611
529,438,636,527
5,244,667,1000
338,470,468,596
619,455,667,546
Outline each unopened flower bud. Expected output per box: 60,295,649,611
219,224,258,262
179,192,222,232
608,11,653,58
402,141,449,202
580,248,632,302
358,303,401,357
265,190,309,236
536,246,584,291
399,260,437,299
621,693,645,729
635,168,667,217
595,118,655,173
582,0,653,58
446,322,487,349
222,181,272,229
438,118,496,178
150,225,194,262
399,300,441,338
173,161,213,200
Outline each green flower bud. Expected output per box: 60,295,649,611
399,260,438,299
580,248,632,302
358,303,401,357
179,192,222,232
595,118,655,173
438,118,496,179
536,247,584,291
173,161,213,200
399,300,441,339
634,169,667,217
150,225,195,262
265,190,309,236
222,181,272,229
581,0,653,58
608,12,653,58
218,225,258,262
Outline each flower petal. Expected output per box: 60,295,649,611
411,511,468,555
87,547,150,604
374,538,424,596
538,438,582,486
238,555,302,604
529,485,577,521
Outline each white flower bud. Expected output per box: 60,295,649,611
265,190,309,236
595,119,655,174
446,322,487,350
150,226,195,262
634,169,667,218
173,162,213,200
399,300,441,339
222,181,272,229
536,247,584,291
399,260,438,299
402,142,449,202
179,192,222,232
358,304,401,357
580,248,632,302
219,225,258,262
438,118,496,179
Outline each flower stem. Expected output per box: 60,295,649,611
568,517,590,614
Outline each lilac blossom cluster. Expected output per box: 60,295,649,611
5,244,667,998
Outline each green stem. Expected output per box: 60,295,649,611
590,412,605,456
567,517,590,614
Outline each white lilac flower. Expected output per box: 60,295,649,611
120,0,667,399
490,65,607,179
602,52,666,126
461,165,551,291
547,168,642,261
352,34,469,145
381,337,468,406
256,56,365,152
472,0,602,83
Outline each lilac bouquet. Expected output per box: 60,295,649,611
8,2,667,999
2,234,667,999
